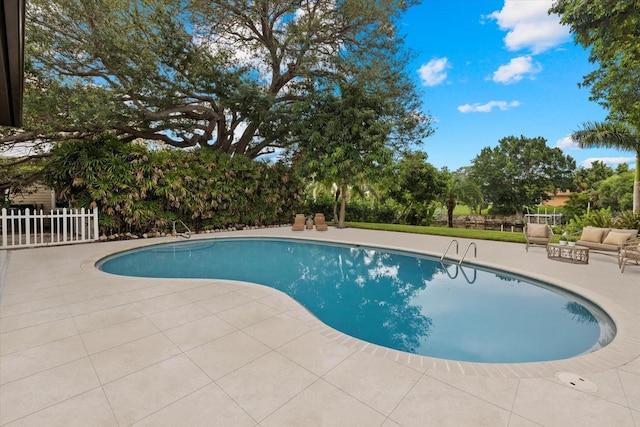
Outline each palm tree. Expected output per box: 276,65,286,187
442,173,483,228
306,175,380,224
571,122,640,214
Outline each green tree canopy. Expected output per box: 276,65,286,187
596,171,634,212
386,151,446,224
440,168,483,227
292,83,395,228
549,0,640,125
573,160,613,192
2,0,428,159
470,135,576,215
550,1,640,213
571,121,639,213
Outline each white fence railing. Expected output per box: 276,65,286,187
1,208,99,249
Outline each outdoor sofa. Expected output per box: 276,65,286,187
575,226,638,253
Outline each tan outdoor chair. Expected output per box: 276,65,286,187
619,240,640,273
292,214,306,231
523,223,553,252
314,213,328,231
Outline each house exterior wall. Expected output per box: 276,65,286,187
8,184,56,210
542,191,571,207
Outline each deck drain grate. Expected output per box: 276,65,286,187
555,372,598,392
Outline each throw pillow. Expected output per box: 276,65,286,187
527,224,548,238
580,227,604,243
602,231,631,246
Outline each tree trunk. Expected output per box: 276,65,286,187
633,180,639,214
399,201,413,224
633,159,640,214
447,200,455,228
338,181,348,228
333,188,340,223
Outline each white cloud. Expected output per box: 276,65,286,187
418,57,450,87
581,157,636,168
555,135,579,151
457,100,520,113
488,0,571,54
492,56,542,84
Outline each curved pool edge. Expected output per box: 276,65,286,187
82,231,640,379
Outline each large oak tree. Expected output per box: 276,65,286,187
470,136,575,216
2,0,426,156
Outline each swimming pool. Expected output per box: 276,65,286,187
98,237,615,363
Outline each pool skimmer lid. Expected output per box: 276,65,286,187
555,372,598,392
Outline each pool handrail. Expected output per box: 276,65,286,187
441,239,459,261
459,242,477,265
172,220,192,239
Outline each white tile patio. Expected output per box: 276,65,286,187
1,227,639,426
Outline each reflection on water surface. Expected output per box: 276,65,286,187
99,238,615,363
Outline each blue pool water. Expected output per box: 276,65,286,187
98,238,615,363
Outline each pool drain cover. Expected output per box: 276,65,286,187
555,372,598,392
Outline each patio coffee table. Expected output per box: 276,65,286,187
546,243,589,264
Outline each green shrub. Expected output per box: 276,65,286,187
613,210,640,230
42,137,304,234
565,207,640,232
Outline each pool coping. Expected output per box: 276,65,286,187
81,231,640,380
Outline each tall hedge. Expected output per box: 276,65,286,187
43,138,304,233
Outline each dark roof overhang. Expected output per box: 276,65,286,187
0,0,26,128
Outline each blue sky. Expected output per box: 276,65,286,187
401,0,636,171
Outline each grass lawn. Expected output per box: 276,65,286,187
346,222,568,244
346,222,527,243
451,205,487,215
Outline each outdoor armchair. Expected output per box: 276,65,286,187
523,223,553,252
619,239,640,273
314,213,328,231
292,214,305,231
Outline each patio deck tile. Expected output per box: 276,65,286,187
215,351,318,422
0,358,100,424
186,330,271,380
261,379,386,426
0,227,639,426
90,332,181,384
80,317,158,355
163,314,237,352
243,312,310,349
2,388,117,427
0,335,87,385
323,351,422,416
0,317,77,356
102,355,210,426
131,383,256,427
512,377,635,426
388,373,510,427
276,330,356,377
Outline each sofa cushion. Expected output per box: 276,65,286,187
576,240,619,251
602,231,632,246
527,224,548,238
580,227,605,243
610,228,639,240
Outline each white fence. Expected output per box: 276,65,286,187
1,208,99,249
